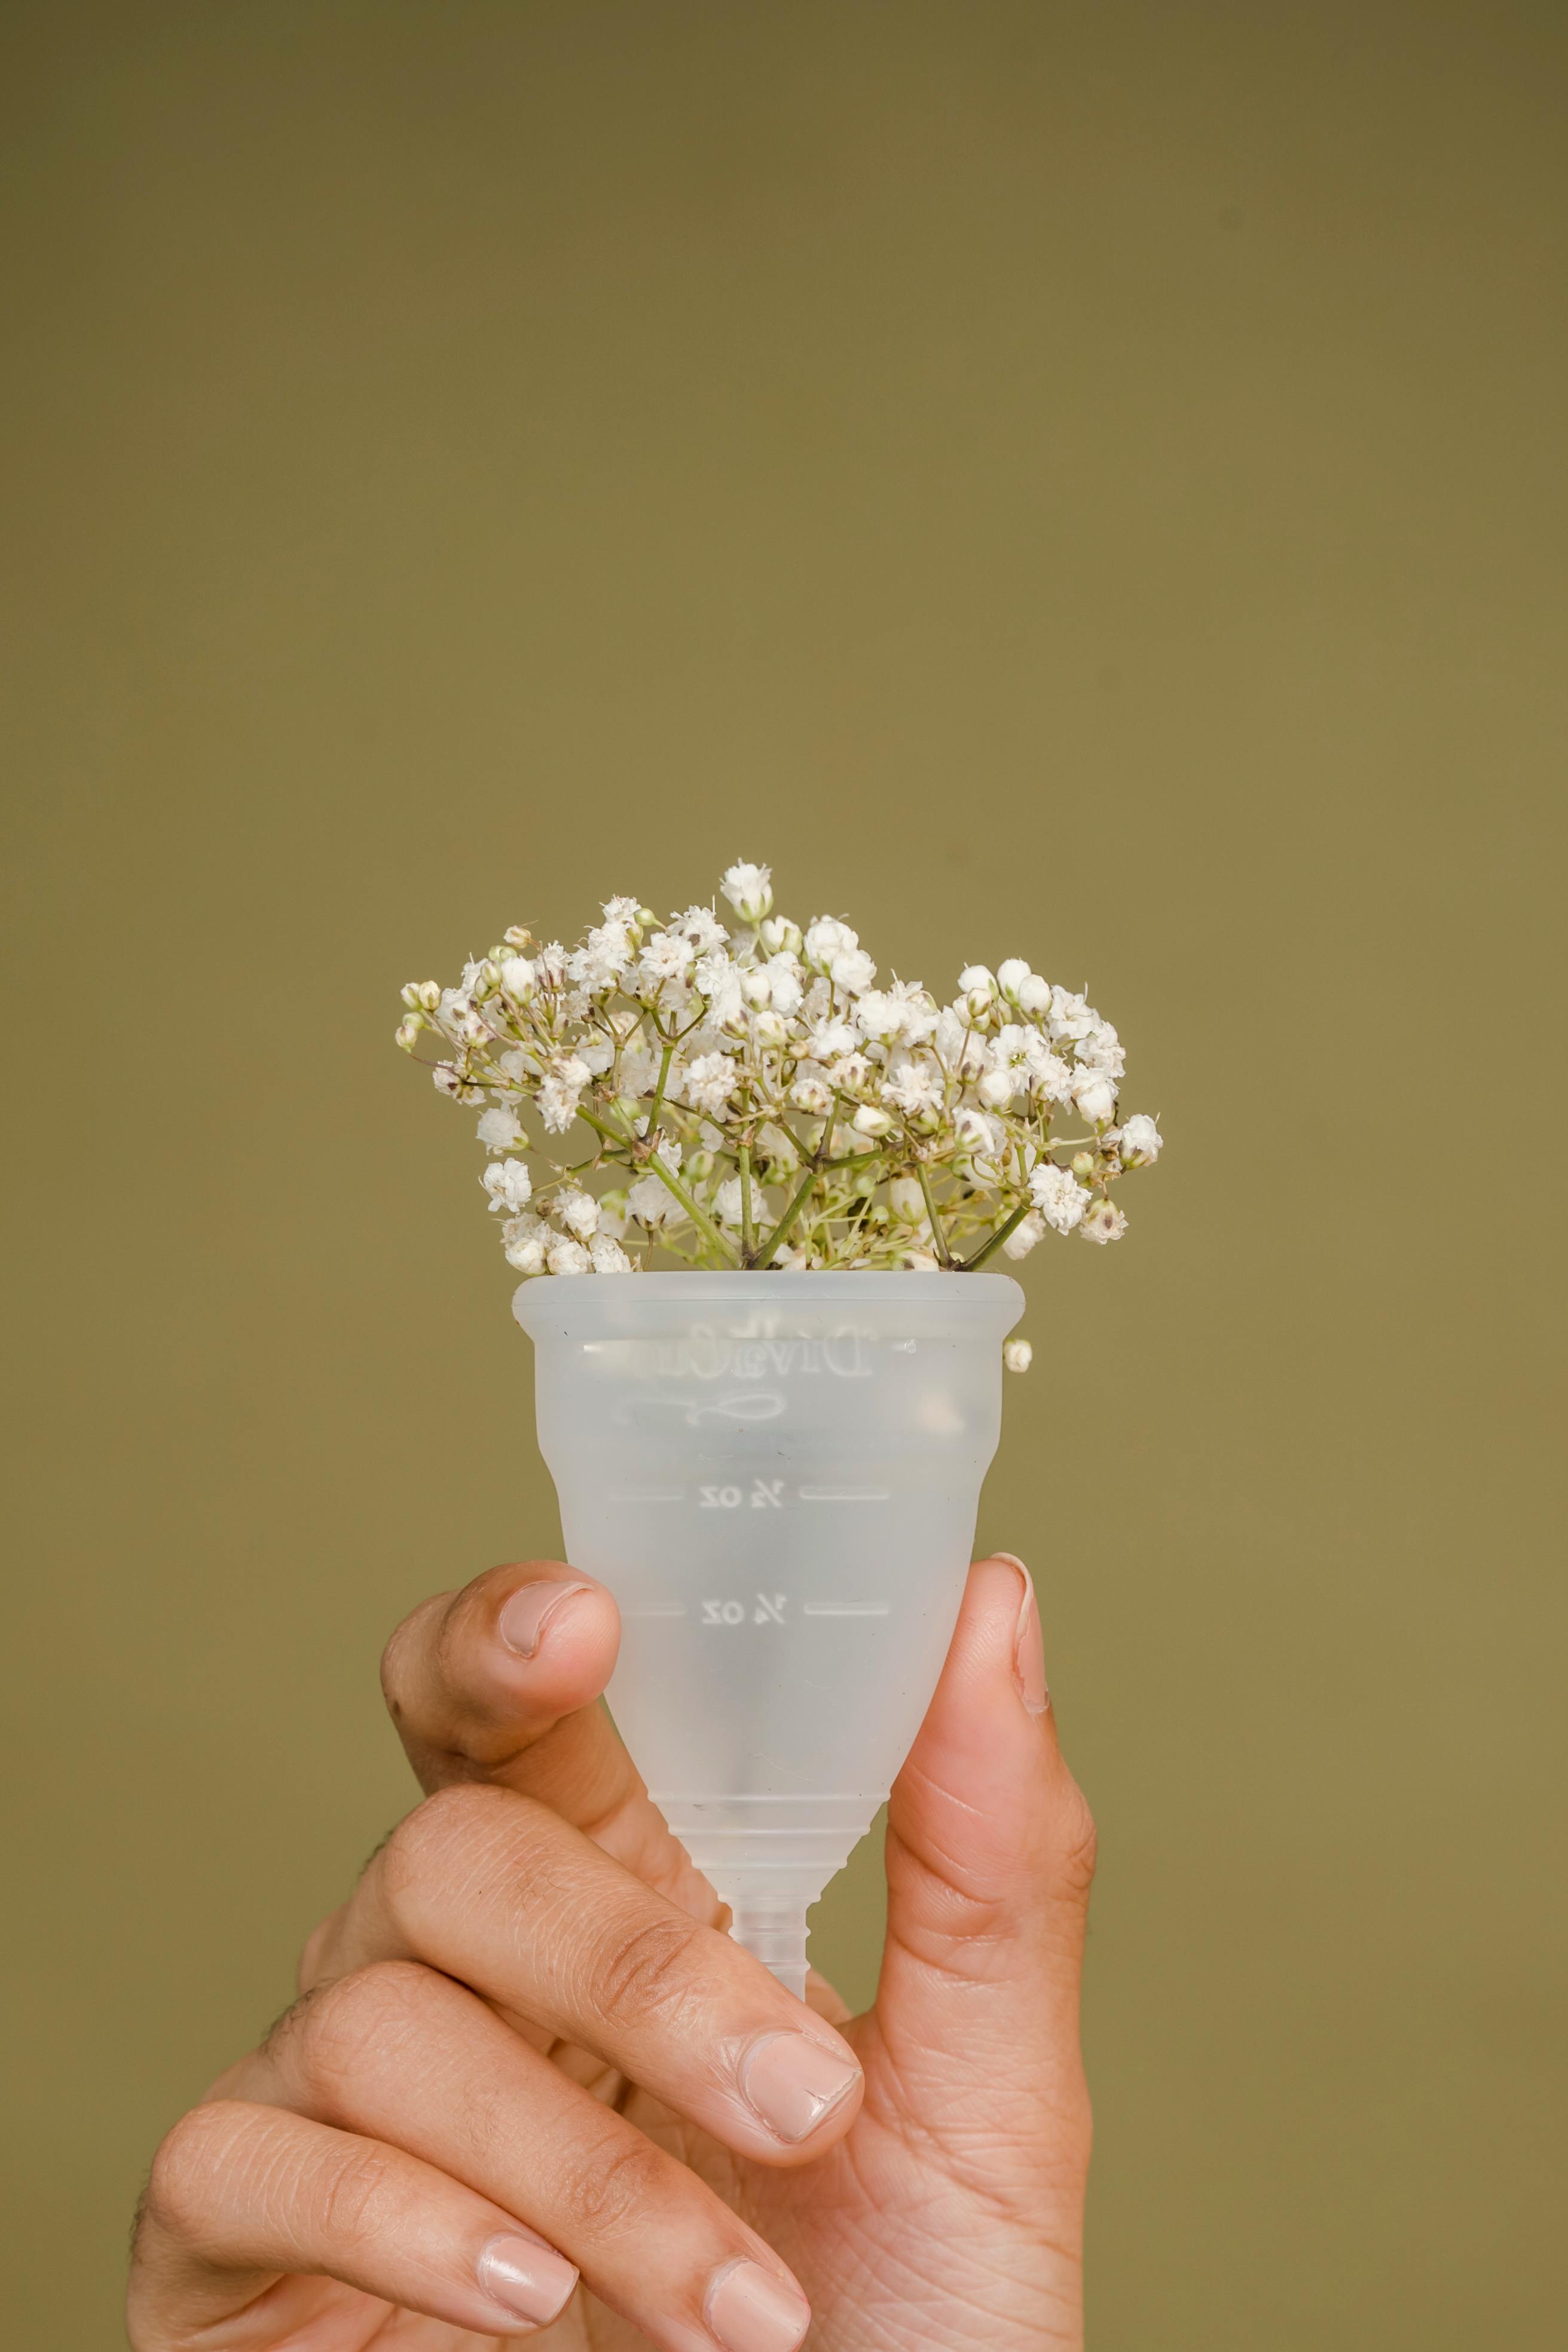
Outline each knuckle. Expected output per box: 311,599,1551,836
1053,1783,1099,1900
553,2122,670,2236
142,2103,249,2245
378,1618,417,1723
589,1908,707,2033
314,2136,402,2249
283,1963,439,2101
381,1780,516,1915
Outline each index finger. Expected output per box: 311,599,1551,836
380,1560,717,1921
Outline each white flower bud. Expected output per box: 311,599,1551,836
589,1233,633,1272
720,861,774,924
977,1067,1016,1109
1003,1337,1034,1373
852,1104,894,1138
498,955,536,1003
1071,1150,1096,1180
888,1176,927,1224
1080,1199,1128,1245
1017,973,1052,1015
546,1236,591,1274
996,958,1032,1003
1118,1113,1162,1166
759,916,803,956
790,1073,833,1117
1073,1071,1119,1127
503,1229,549,1273
751,1009,790,1049
395,1016,423,1050
832,946,877,994
1002,1211,1046,1260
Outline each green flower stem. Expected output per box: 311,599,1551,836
646,1040,676,1135
739,1144,755,1266
756,1150,874,1266
916,1162,955,1267
959,1199,1032,1270
575,1104,738,1267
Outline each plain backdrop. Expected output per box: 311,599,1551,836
2,2,1564,2343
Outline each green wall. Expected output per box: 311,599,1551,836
2,3,1563,2342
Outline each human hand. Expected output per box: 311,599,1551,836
130,1551,1095,2350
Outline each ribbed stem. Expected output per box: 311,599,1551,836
728,1890,812,1999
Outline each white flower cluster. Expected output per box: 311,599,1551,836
396,863,1163,1358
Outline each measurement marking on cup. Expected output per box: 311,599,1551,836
798,1487,890,1503
623,1605,688,1618
612,1490,684,1504
699,1479,790,1509
701,1593,789,1626
802,1602,890,1617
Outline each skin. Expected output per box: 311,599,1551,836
129,1552,1096,2350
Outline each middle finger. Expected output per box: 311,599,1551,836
310,1778,864,2165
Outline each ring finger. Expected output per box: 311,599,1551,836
237,1957,810,2350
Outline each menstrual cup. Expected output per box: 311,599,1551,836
513,1270,1023,1994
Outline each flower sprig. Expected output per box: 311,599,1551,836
396,863,1162,1355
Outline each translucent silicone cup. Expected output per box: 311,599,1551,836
513,1270,1023,1994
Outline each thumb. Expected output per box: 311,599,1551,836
870,1554,1097,2104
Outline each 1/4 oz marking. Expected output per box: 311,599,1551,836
701,1593,789,1626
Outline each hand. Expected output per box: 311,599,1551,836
130,1551,1096,2350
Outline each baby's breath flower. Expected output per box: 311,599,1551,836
554,1187,600,1238
790,1070,834,1116
803,915,857,972
1072,1070,1119,1128
476,1106,524,1153
721,862,774,923
1003,1338,1034,1373
683,1052,739,1118
399,860,1162,1336
1003,1211,1046,1260
482,1159,533,1214
503,1220,549,1273
831,944,876,993
884,1061,943,1117
1030,1162,1089,1235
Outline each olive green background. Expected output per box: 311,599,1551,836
2,2,1563,2342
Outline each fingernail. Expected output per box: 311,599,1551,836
997,1553,1049,1715
705,2257,811,2352
498,1578,595,1660
739,2030,861,2144
476,2229,579,2326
